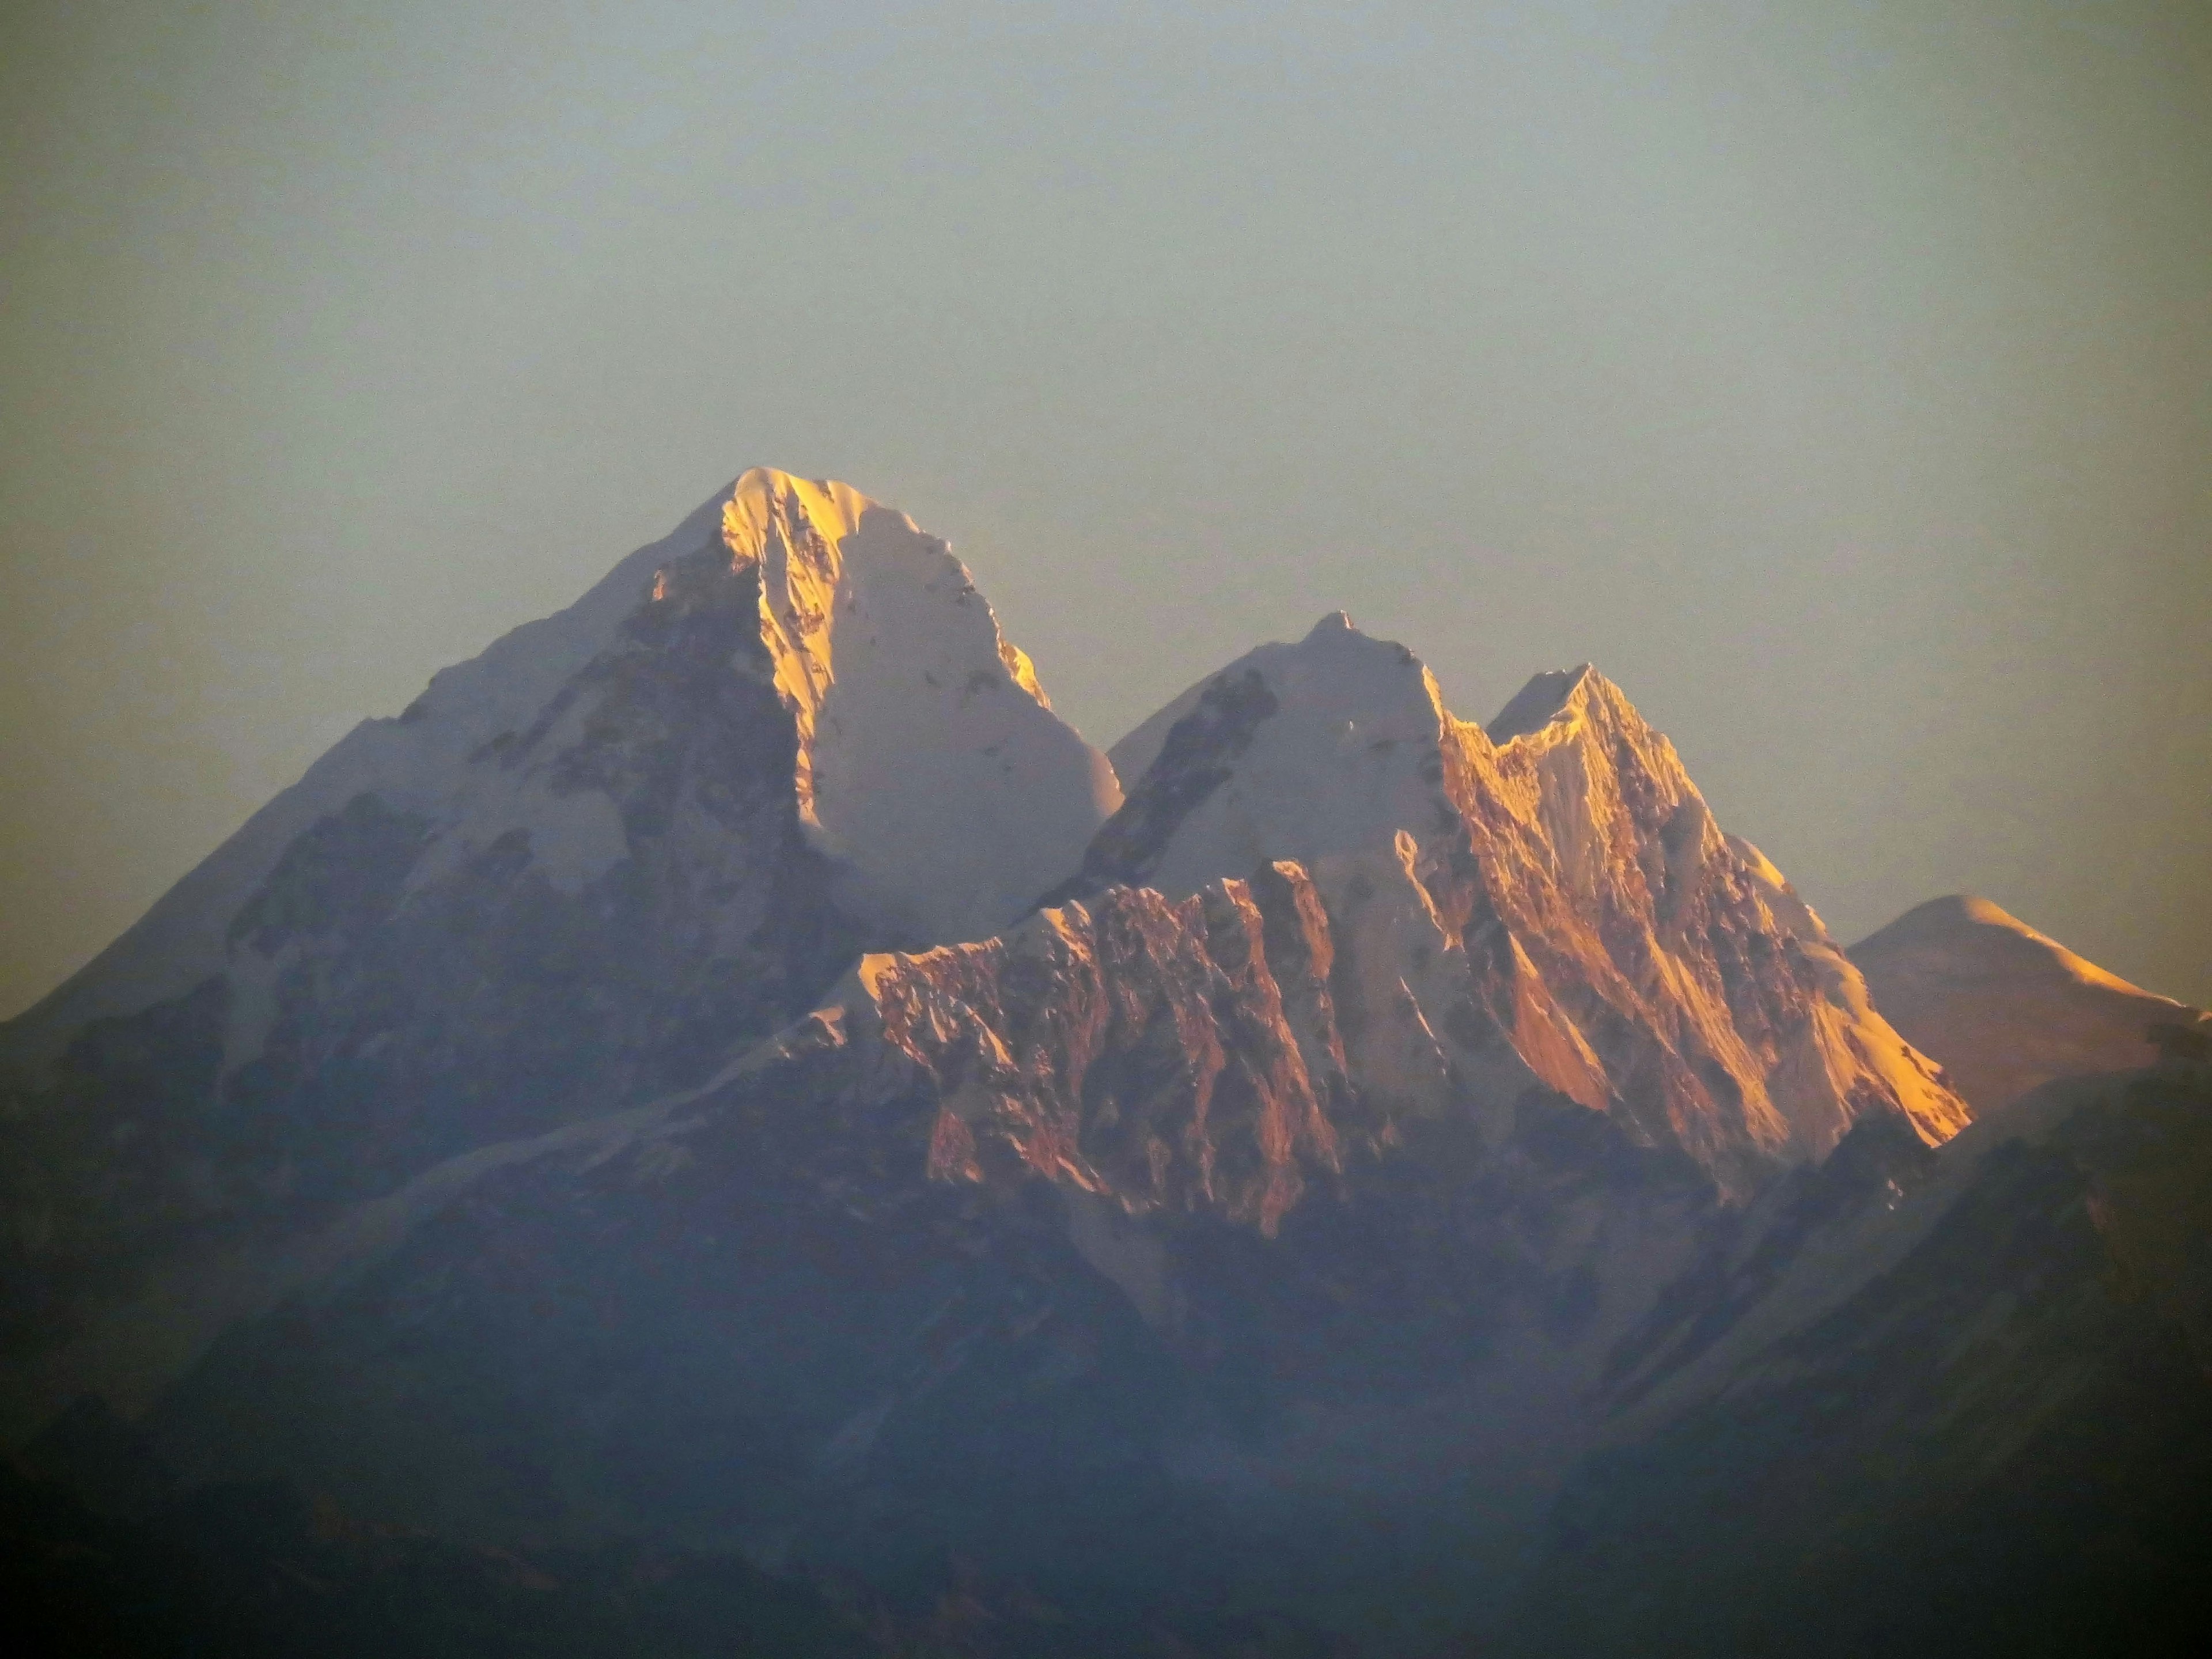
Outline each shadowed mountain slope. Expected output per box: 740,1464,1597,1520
1508,1060,2212,1658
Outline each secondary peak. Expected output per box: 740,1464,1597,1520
1487,665,1597,742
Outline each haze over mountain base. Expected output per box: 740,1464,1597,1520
3,472,2205,1657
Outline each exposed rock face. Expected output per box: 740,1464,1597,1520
1850,893,2205,1116
850,872,1347,1237
1069,618,1966,1194
110,956,2206,1656
0,470,1116,1434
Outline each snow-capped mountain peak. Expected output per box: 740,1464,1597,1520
1069,627,1969,1188
0,471,1123,1442
1088,612,1459,900
717,468,1120,943
1,469,1117,1089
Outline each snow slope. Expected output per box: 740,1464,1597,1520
0,493,725,1082
1850,894,2202,1115
0,470,1117,1083
721,469,1120,944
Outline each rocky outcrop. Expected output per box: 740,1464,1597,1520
1477,665,1969,1176
122,922,1722,1634
756,869,1355,1240
104,934,2205,1654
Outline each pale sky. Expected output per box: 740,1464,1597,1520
3,0,2207,1016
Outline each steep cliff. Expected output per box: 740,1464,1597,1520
715,471,1119,944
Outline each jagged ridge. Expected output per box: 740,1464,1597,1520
1056,619,1967,1198
764,867,1351,1238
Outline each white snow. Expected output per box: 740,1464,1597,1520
1850,894,2198,1115
0,490,732,1080
1108,612,1459,899
1307,836,1463,1120
1,469,1121,1075
724,469,1121,942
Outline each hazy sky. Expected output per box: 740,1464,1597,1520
3,0,2207,1018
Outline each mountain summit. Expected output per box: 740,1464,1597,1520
1,469,1112,1081
714,469,1119,943
0,469,1118,1435
1058,615,1964,1191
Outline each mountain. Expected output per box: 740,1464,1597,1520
0,1459,874,1659
1501,916,2212,1655
1850,894,2206,1115
52,599,1964,1642
0,469,1117,1441
120,900,1718,1646
1062,617,1965,1192
3,470,2199,1656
